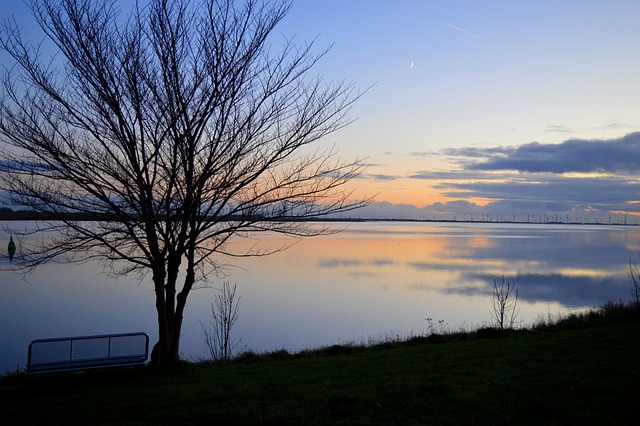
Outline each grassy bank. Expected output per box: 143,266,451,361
2,302,639,425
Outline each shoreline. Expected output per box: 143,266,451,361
1,211,637,227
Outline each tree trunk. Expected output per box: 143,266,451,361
150,263,181,370
150,254,194,370
150,315,182,369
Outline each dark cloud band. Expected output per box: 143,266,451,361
460,132,640,174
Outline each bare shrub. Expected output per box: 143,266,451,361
201,281,242,361
628,254,640,305
490,276,520,329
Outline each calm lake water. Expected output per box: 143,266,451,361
1,221,638,373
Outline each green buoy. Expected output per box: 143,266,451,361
8,236,16,261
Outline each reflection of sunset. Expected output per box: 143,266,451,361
310,235,448,260
554,268,612,278
463,237,492,249
2,221,633,373
233,224,616,297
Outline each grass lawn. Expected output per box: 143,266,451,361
1,303,639,425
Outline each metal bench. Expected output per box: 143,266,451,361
27,332,149,374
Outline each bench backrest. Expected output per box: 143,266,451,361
27,332,149,374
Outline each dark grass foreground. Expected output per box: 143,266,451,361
1,302,639,425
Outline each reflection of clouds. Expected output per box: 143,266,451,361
437,228,631,274
554,268,611,278
317,259,362,268
317,258,396,268
406,262,451,271
405,231,630,306
314,224,632,308
347,271,378,278
406,259,534,272
443,272,629,307
370,259,396,266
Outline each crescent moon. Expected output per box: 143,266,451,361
409,61,414,69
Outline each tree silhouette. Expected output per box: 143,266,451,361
0,0,370,368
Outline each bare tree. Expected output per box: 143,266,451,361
490,276,519,329
0,0,371,368
201,281,241,361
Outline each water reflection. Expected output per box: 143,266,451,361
316,223,633,306
1,221,636,373
443,273,627,306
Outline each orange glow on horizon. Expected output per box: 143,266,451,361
610,210,640,217
350,179,492,208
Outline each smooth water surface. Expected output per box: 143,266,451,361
1,221,637,373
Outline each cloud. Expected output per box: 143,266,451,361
350,132,640,221
387,132,640,220
440,146,514,159
426,200,487,215
362,173,397,181
545,124,574,134
595,121,639,131
408,151,438,157
437,176,640,207
462,132,640,174
409,170,515,181
356,194,640,222
354,201,432,219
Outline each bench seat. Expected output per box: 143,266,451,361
27,332,149,374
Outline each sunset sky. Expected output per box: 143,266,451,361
3,1,640,222
281,0,640,222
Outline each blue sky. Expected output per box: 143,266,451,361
3,1,640,222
